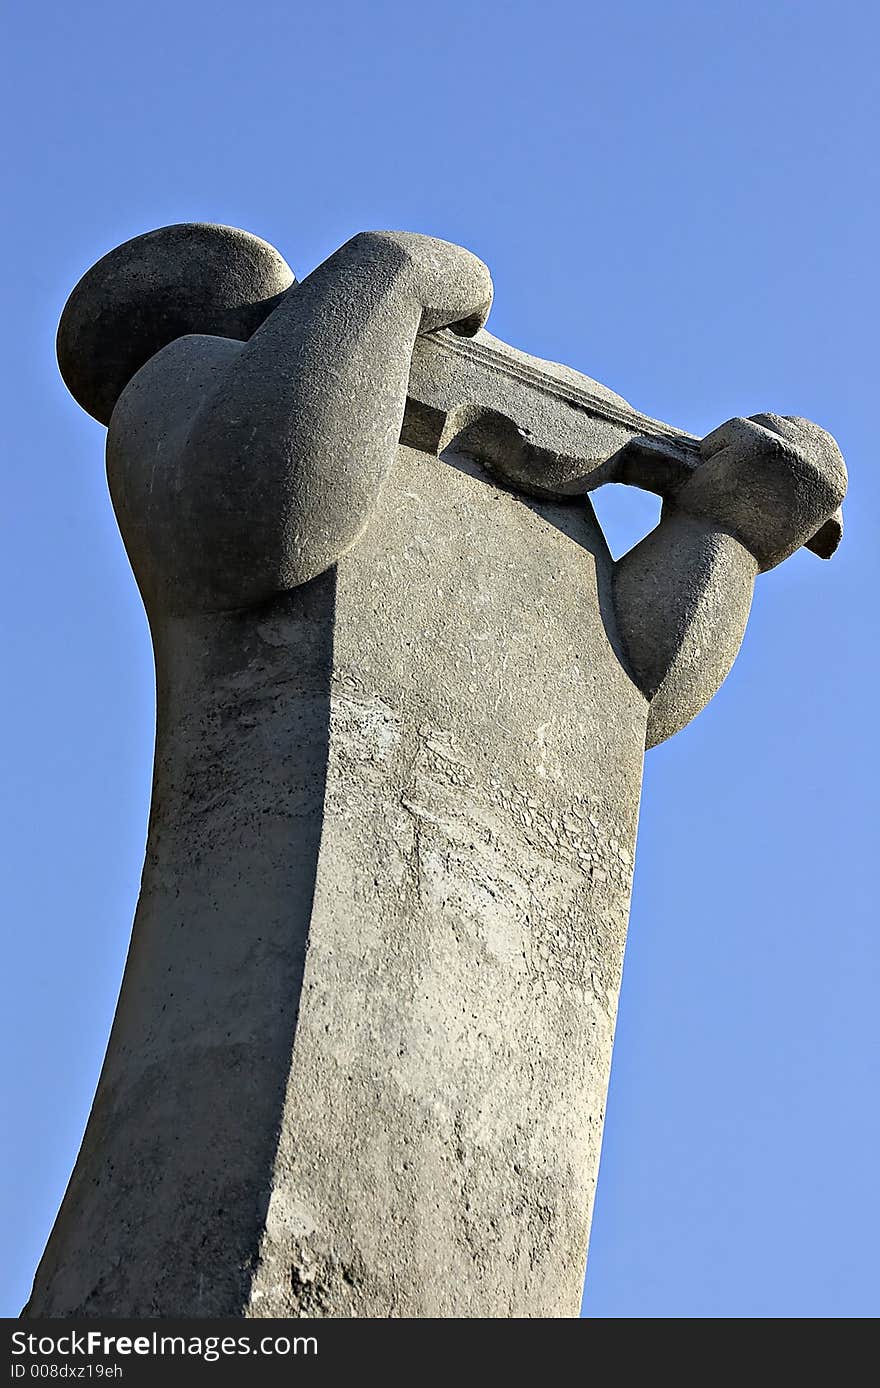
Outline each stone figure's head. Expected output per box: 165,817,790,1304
57,223,296,425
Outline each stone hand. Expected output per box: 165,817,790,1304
340,230,493,338
668,413,847,572
612,412,847,745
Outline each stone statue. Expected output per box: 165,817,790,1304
25,224,846,1318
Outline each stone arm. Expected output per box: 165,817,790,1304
96,222,845,748
106,231,492,614
610,414,847,746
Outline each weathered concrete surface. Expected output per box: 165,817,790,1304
26,224,847,1319
25,445,643,1317
248,447,645,1316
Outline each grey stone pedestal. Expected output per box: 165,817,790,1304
27,442,644,1317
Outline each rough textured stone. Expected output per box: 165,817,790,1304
26,449,642,1318
26,224,847,1318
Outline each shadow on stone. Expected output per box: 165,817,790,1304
24,573,336,1317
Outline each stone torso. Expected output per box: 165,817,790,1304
250,442,649,1315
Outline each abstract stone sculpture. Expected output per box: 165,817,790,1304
26,225,847,1318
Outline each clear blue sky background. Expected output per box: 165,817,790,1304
3,0,877,1319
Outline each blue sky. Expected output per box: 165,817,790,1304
3,0,877,1318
